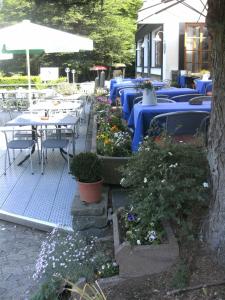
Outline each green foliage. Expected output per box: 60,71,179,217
171,260,190,289
70,152,103,182
121,138,210,232
31,278,63,300
0,0,142,78
96,261,119,278
0,75,41,88
0,75,66,90
119,208,164,246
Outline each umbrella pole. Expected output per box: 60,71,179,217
26,48,32,105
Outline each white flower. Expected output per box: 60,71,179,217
137,240,141,245
101,265,105,270
120,178,125,185
169,163,178,168
168,152,173,156
203,182,209,188
148,230,157,242
144,177,148,183
161,179,166,183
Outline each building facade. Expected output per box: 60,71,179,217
136,0,210,81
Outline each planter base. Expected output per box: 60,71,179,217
98,155,130,185
113,212,179,277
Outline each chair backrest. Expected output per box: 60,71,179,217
150,111,210,137
157,98,176,103
118,87,135,96
171,94,204,102
133,96,143,105
189,95,212,104
156,94,169,98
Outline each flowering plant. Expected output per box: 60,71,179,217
32,227,119,298
119,207,164,246
120,137,210,234
95,101,132,157
135,79,154,90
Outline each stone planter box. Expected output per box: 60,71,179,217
113,211,179,277
98,155,130,185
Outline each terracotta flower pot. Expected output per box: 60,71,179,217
78,179,103,203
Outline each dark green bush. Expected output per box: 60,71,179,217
70,152,103,183
121,137,210,231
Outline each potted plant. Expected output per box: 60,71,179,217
135,79,157,106
70,152,103,203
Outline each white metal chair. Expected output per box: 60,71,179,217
2,127,37,175
149,111,210,142
171,94,204,102
40,127,72,174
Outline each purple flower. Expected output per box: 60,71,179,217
127,213,137,222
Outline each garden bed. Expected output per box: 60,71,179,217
113,210,179,277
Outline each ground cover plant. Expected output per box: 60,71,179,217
32,228,118,299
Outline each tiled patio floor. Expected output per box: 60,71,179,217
0,104,91,231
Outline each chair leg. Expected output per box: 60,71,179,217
67,145,70,173
29,149,34,175
41,149,44,174
36,141,41,164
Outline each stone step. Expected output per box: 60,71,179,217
71,187,108,217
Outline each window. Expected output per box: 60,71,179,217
151,30,163,68
136,41,142,67
184,23,211,72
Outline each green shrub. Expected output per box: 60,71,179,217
0,75,66,90
120,137,210,232
70,152,103,183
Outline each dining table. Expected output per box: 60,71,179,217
128,101,211,152
121,87,200,121
109,79,167,104
194,79,212,94
5,112,79,164
29,99,83,115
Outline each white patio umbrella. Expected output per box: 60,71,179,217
0,20,93,102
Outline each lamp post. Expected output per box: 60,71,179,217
71,69,76,84
65,67,70,82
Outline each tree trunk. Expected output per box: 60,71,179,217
206,0,225,257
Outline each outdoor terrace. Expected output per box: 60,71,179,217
0,102,91,231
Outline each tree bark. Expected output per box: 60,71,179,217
206,0,225,256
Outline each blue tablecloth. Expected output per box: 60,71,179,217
121,88,200,121
109,78,132,91
178,75,200,88
121,89,142,120
110,79,167,103
195,79,212,94
128,101,211,152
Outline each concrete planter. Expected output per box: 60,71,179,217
113,211,179,277
97,155,130,185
